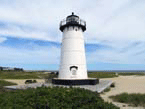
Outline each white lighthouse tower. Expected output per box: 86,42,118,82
59,12,87,79
52,13,98,85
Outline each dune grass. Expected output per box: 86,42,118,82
0,87,119,109
118,72,145,76
0,71,48,79
109,93,145,107
1,70,144,79
0,80,17,93
1,71,118,79
0,80,17,86
88,72,118,78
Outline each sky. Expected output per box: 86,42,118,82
0,0,145,70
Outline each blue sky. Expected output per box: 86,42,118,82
0,0,145,70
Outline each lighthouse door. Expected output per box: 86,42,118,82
70,66,78,78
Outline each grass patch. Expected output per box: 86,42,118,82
1,71,144,79
118,72,145,76
88,72,118,78
0,71,48,79
0,80,17,86
0,80,17,93
44,73,58,83
0,87,119,109
104,87,111,92
109,93,145,107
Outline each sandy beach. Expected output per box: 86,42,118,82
100,76,145,109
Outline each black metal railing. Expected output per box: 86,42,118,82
60,18,86,27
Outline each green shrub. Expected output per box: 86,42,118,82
110,82,115,87
0,86,5,93
104,87,111,92
109,93,145,107
25,80,38,84
25,80,33,84
33,80,37,83
0,87,119,109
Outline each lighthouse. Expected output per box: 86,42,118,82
52,13,99,85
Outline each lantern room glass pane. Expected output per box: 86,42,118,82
66,16,79,23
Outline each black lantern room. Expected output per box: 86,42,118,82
60,12,86,32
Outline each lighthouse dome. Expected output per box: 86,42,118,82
66,12,79,24
60,12,86,32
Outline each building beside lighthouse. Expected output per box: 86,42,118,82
52,13,99,85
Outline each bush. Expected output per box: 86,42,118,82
0,86,5,93
109,93,145,107
25,80,37,84
104,87,111,92
110,82,115,87
33,80,37,83
25,80,33,84
0,87,119,109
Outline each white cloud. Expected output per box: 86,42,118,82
0,0,144,42
81,0,145,43
0,23,59,41
0,37,7,43
87,41,145,64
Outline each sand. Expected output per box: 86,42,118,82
100,76,145,109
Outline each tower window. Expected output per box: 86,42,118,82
70,66,78,76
